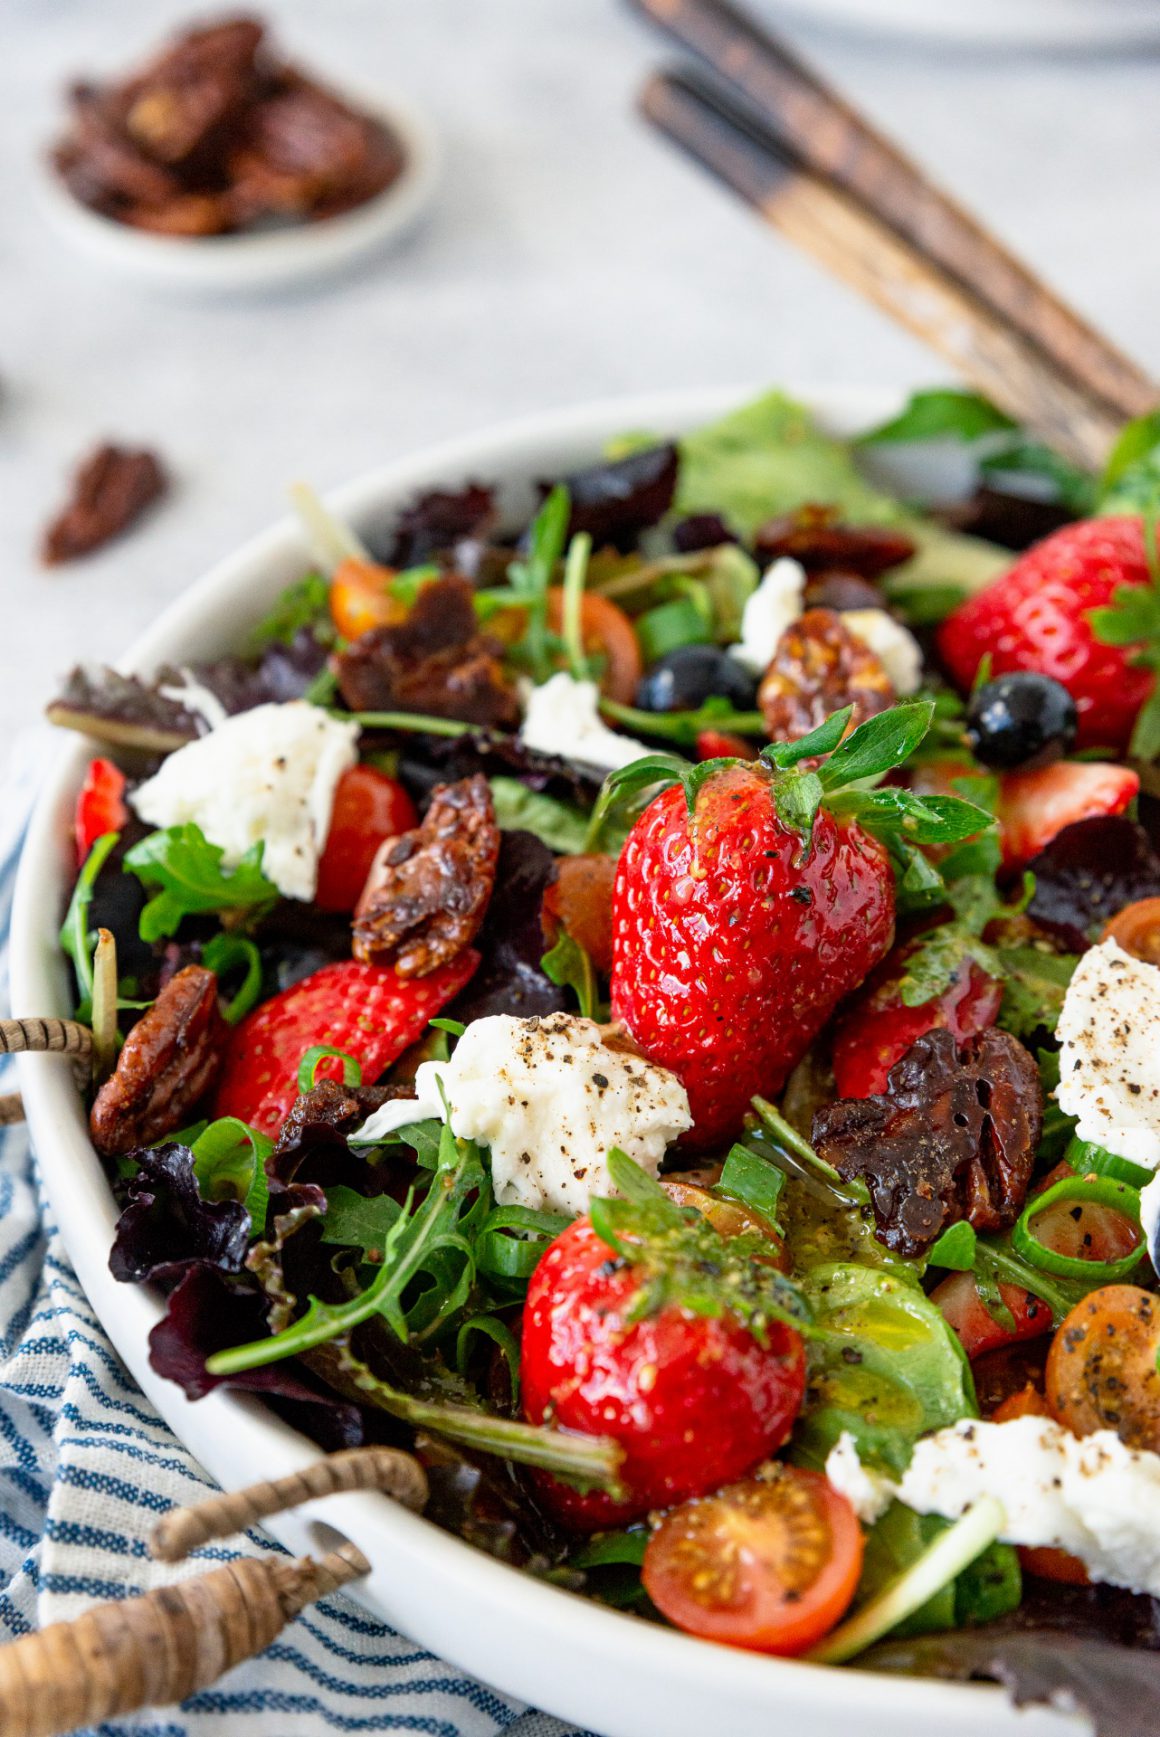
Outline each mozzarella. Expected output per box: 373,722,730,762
157,667,230,733
130,700,359,903
1055,939,1160,1170
827,1418,1160,1596
357,1012,691,1217
839,608,924,696
728,557,806,675
519,671,649,773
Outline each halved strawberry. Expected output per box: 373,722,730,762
75,757,128,865
998,761,1139,868
831,947,1002,1098
214,954,478,1137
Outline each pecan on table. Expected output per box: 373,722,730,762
812,1026,1043,1257
42,444,168,565
353,774,500,977
90,965,228,1157
753,505,916,576
228,76,403,224
334,574,520,728
758,607,894,743
119,16,264,165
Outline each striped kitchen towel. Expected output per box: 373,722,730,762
0,736,588,1737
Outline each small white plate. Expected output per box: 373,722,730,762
36,88,438,294
765,0,1160,46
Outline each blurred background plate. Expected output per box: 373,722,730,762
764,0,1160,46
35,87,439,294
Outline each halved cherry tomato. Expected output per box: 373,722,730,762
660,1179,790,1271
642,1467,863,1655
931,1271,1053,1362
989,1386,1090,1585
314,765,417,912
74,757,127,866
541,854,616,974
328,557,410,642
545,588,642,703
1102,897,1160,967
1045,1284,1160,1451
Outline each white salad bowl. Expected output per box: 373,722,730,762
9,387,1079,1737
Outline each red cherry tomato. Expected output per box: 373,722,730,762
545,589,642,703
1046,1285,1160,1452
314,765,417,912
642,1467,863,1655
74,757,128,866
328,557,409,641
521,1217,806,1530
930,1270,1053,1362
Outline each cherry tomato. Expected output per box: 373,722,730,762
314,765,417,912
329,557,410,642
642,1467,863,1655
74,757,127,866
521,1218,806,1529
931,1270,1053,1362
1046,1284,1160,1451
541,854,616,974
660,1179,790,1270
989,1386,1090,1585
545,589,642,703
1102,897,1160,967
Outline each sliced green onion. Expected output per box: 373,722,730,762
90,928,119,1085
562,531,593,682
60,830,120,1006
1012,1174,1145,1282
297,1045,363,1093
344,710,475,738
809,1497,1006,1665
1063,1136,1154,1190
750,1096,868,1206
201,934,263,1025
635,595,712,664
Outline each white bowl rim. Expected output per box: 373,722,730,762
9,384,1081,1737
35,83,439,291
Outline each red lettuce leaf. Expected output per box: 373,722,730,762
110,1143,249,1284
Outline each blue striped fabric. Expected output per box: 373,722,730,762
0,743,589,1737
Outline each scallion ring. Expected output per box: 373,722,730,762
1012,1174,1146,1282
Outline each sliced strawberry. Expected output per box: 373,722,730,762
75,757,128,865
831,949,1002,1098
937,517,1155,751
695,728,754,761
214,953,478,1137
998,761,1139,868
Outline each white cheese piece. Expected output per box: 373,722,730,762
827,1418,1160,1596
1055,939,1160,1170
374,1011,692,1217
130,700,359,903
519,671,649,773
157,667,230,733
351,1087,443,1146
840,608,924,696
824,1431,894,1524
728,557,806,675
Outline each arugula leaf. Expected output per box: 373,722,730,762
320,1185,402,1256
60,830,120,1005
927,1220,978,1271
997,946,1076,1041
124,824,277,942
857,390,1016,448
1098,408,1160,513
488,777,590,855
245,573,334,651
541,931,599,1019
508,485,570,683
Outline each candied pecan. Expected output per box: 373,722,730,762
803,573,884,613
812,1027,1042,1257
753,505,916,576
353,775,500,977
228,79,401,222
90,965,227,1157
273,1076,408,1157
53,84,181,210
758,607,894,743
42,444,168,566
119,17,264,165
334,575,520,728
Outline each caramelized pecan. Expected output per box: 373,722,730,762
334,576,520,728
758,607,894,743
42,444,168,565
90,965,227,1157
753,505,916,576
273,1077,409,1157
812,1026,1042,1257
120,17,264,164
228,78,403,223
353,775,500,977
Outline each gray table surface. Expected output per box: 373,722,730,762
4,0,1159,760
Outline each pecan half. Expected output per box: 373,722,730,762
334,575,520,728
353,775,500,977
42,444,168,565
759,607,894,743
812,1026,1043,1257
753,505,916,576
273,1077,409,1158
90,965,227,1157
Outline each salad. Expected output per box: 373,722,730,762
47,389,1160,1734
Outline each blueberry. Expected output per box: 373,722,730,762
635,645,757,714
966,671,1078,770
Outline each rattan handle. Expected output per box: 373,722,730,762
0,1017,94,1124
0,1445,427,1737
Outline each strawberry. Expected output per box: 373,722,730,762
607,703,989,1148
998,761,1139,868
214,954,478,1136
695,728,754,761
937,517,1157,751
831,946,1002,1099
74,757,127,865
520,1157,808,1529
